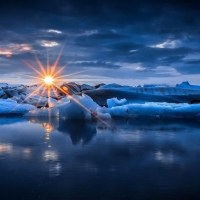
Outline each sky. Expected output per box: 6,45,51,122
1,0,200,86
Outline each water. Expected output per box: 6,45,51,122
0,117,200,199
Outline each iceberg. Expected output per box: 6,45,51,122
57,94,99,120
0,88,4,97
0,99,35,115
2,81,200,120
84,82,200,106
96,107,111,120
107,97,127,108
81,84,95,91
24,95,48,107
107,101,200,119
176,81,200,91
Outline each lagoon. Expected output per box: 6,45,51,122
0,117,200,199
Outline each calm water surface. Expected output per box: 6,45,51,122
0,117,200,199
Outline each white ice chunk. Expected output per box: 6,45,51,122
99,83,122,89
108,102,200,118
24,95,48,107
0,87,4,96
0,83,8,88
48,98,58,108
97,112,111,120
58,94,99,120
0,99,35,115
96,107,111,120
107,97,127,108
81,84,94,91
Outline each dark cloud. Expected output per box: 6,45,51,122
68,61,121,69
1,0,200,83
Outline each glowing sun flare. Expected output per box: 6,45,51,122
20,52,110,128
44,76,54,85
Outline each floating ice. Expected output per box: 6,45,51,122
176,81,200,90
0,88,4,97
84,82,200,106
99,83,122,89
0,99,35,115
96,108,111,120
24,95,48,107
107,97,127,108
58,94,99,120
81,84,94,91
108,102,200,119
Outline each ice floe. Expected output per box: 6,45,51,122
57,94,99,120
107,99,200,119
0,99,35,115
1,81,200,120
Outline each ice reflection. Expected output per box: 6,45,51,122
58,119,97,145
26,117,59,132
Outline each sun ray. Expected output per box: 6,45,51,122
47,50,50,74
51,85,59,99
22,83,45,102
34,55,47,76
50,44,65,76
22,59,45,78
56,69,92,79
52,54,79,78
52,65,66,78
17,73,40,79
19,47,109,128
40,85,48,97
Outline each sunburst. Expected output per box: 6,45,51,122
20,49,110,128
21,49,90,100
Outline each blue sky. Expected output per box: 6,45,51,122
1,0,200,86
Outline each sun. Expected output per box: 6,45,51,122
21,49,90,99
20,50,110,128
44,76,54,85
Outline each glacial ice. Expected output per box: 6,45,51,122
84,82,200,106
57,94,99,120
0,99,35,115
106,98,200,119
96,107,111,120
1,81,200,120
81,84,95,91
107,97,127,108
176,81,200,90
0,88,4,97
24,95,48,107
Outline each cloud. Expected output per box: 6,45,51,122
150,40,182,49
0,0,200,84
41,41,59,47
47,29,62,34
68,61,121,69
